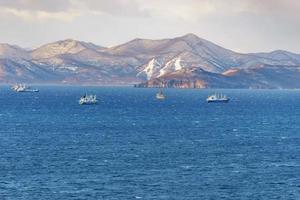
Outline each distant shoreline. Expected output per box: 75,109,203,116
1,83,300,90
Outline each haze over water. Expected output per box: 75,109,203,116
1,86,300,199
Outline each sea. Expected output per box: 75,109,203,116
0,86,300,200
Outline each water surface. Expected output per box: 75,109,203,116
0,87,300,199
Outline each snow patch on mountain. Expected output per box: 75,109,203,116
59,66,79,72
158,60,172,77
144,59,155,80
175,57,183,71
158,56,185,77
137,58,161,80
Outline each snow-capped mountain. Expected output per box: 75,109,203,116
0,34,300,88
108,33,246,73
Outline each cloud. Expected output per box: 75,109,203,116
243,0,300,16
81,0,149,17
2,7,80,22
1,0,300,52
137,0,216,21
133,0,300,20
3,0,300,22
0,0,78,21
1,0,300,19
0,0,72,12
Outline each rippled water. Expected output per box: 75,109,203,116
1,86,300,199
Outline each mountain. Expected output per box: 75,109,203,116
136,65,300,89
136,68,232,88
0,34,300,88
110,33,246,75
223,64,300,89
31,39,105,59
252,50,300,65
0,44,30,59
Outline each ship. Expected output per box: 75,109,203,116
156,90,166,100
12,84,39,92
207,93,230,103
79,94,97,105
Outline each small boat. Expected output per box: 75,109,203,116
79,94,97,105
12,84,39,92
207,93,230,103
156,90,165,100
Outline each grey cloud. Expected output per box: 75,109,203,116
0,0,149,16
2,0,300,17
234,0,300,18
243,0,300,15
1,0,300,53
0,0,71,12
82,0,149,17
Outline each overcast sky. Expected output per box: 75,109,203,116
0,0,300,53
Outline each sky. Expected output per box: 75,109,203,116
0,0,300,53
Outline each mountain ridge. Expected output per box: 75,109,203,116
1,34,300,88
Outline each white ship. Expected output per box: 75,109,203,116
156,90,166,100
207,93,230,103
79,94,97,105
12,84,39,92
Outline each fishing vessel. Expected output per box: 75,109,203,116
79,94,97,105
156,90,165,100
207,93,230,103
12,84,39,92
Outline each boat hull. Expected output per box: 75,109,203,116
207,99,230,103
79,102,97,105
156,96,165,100
156,94,165,100
79,100,97,105
17,89,39,92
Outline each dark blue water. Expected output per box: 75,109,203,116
1,86,300,200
